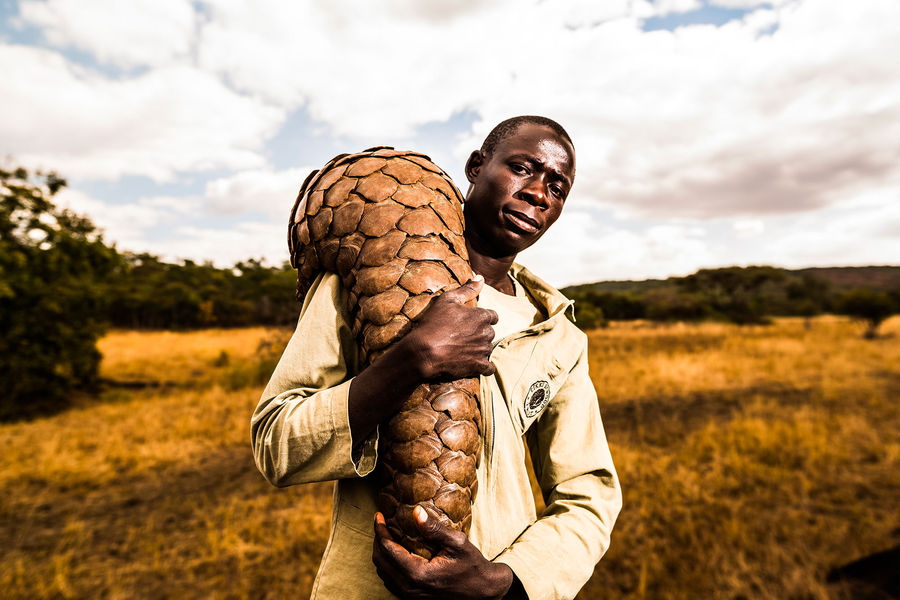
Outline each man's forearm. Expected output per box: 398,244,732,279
348,338,422,446
348,277,496,448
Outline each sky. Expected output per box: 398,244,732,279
1,0,898,286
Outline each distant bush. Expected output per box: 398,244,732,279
106,254,298,330
0,167,119,419
642,287,711,322
837,288,897,339
572,299,607,330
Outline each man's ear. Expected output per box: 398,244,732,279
464,150,485,184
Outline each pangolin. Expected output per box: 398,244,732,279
288,147,481,559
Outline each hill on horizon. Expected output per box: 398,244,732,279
562,265,900,295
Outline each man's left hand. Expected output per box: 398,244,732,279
373,506,514,600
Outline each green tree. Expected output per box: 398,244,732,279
643,286,710,322
0,167,119,419
837,288,896,339
677,266,785,324
572,297,607,330
579,290,645,321
786,273,830,329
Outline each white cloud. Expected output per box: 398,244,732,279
550,0,635,28
54,188,170,245
53,171,305,267
732,219,765,238
196,0,900,222
0,44,284,181
762,208,900,269
517,208,715,285
139,222,290,267
203,167,313,219
648,0,703,17
379,0,487,22
464,0,900,221
4,0,899,282
13,0,900,222
709,0,791,8
196,0,497,138
18,0,196,68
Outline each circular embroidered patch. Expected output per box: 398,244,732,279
524,380,552,418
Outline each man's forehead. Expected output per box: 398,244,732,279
493,124,575,176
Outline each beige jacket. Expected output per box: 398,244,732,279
251,263,621,600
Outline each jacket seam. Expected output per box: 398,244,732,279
310,487,342,599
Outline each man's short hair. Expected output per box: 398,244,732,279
480,116,574,157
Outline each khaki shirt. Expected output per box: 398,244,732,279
251,263,621,600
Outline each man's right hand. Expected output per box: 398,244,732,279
348,275,497,446
400,275,499,381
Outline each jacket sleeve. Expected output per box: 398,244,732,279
250,272,379,487
494,337,622,600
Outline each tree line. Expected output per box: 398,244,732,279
2,167,897,419
106,254,298,330
562,266,900,336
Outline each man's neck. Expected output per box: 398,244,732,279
465,236,516,295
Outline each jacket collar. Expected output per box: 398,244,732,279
509,262,576,323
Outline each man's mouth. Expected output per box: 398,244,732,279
503,209,541,234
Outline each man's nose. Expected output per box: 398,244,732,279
518,176,548,207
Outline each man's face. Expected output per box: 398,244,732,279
463,123,575,257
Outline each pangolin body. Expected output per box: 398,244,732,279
288,147,482,558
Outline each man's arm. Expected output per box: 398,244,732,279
251,272,498,487
494,338,622,600
251,272,375,486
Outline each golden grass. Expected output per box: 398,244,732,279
589,316,899,406
1,317,898,598
96,327,283,385
0,384,331,599
580,316,900,599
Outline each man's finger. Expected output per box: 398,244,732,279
373,538,410,598
374,512,426,571
373,512,394,541
413,505,466,549
443,275,484,305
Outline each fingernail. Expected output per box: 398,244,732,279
473,274,483,282
414,506,427,523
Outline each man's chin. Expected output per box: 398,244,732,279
497,229,542,255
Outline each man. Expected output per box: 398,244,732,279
252,116,621,600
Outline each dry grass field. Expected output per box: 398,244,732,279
1,317,898,599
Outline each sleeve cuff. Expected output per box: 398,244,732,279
331,377,379,477
494,550,549,600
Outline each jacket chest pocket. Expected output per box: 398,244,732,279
500,341,569,436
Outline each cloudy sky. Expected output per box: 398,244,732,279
2,0,898,286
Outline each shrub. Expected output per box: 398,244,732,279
837,289,896,339
0,167,118,419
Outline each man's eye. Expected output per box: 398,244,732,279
510,163,528,174
550,185,564,198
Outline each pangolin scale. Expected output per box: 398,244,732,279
288,147,482,559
